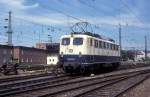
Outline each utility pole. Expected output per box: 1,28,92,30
48,35,52,43
133,47,137,61
119,24,122,59
145,35,147,61
47,28,52,44
4,11,13,63
4,11,13,46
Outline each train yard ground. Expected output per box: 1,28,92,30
118,77,150,97
0,62,150,97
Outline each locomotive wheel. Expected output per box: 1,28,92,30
80,67,85,74
63,66,71,74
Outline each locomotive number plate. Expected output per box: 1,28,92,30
69,49,73,53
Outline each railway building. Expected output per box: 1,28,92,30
36,43,60,66
0,45,13,67
125,50,150,61
0,44,60,66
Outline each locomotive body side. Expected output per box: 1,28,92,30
59,34,120,74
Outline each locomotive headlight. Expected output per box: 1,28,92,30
61,52,63,57
79,52,82,57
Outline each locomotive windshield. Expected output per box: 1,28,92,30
73,38,83,45
61,38,70,45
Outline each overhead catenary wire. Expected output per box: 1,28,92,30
39,0,121,45
0,1,148,50
78,0,119,19
4,12,60,31
0,11,66,35
78,1,119,31
119,0,144,25
0,2,120,40
119,0,148,50
39,2,107,32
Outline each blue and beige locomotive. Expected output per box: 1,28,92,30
59,32,120,74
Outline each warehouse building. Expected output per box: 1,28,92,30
0,45,13,67
0,44,59,66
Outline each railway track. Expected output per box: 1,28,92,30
77,72,149,97
0,72,54,83
118,62,150,70
0,61,148,83
4,66,150,97
0,73,78,97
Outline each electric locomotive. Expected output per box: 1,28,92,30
59,32,120,74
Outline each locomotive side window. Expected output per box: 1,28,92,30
107,43,109,49
90,38,93,46
115,45,117,50
112,44,114,50
94,40,98,48
62,38,70,45
112,44,115,50
105,43,107,49
116,45,119,50
110,44,113,50
73,38,83,45
99,41,102,48
103,42,106,48
109,43,111,49
114,45,117,50
102,42,104,48
101,42,104,49
114,45,119,50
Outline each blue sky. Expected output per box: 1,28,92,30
0,0,149,50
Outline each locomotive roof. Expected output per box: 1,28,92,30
71,32,115,43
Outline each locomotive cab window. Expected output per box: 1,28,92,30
73,38,83,45
61,38,70,45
